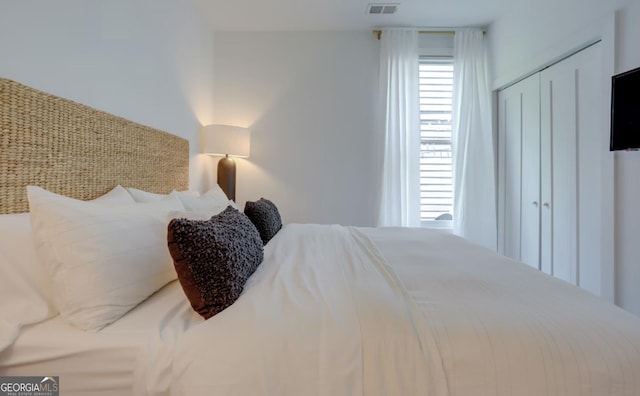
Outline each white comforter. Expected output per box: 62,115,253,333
141,224,640,396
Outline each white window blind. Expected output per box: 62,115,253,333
419,57,454,222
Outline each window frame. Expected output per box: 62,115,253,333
418,46,454,230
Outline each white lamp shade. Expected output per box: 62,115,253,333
201,125,250,157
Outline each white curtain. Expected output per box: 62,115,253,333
451,29,497,250
376,29,421,227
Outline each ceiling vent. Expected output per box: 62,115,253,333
367,3,399,15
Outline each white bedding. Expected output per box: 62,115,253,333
367,227,640,395
163,224,640,396
0,281,201,396
3,224,640,395
166,224,449,396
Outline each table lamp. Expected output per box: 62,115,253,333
201,124,250,201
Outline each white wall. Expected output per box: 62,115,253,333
488,0,640,315
0,0,216,191
212,32,380,226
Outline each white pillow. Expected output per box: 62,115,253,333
1,185,134,309
127,187,199,203
170,185,236,218
92,184,136,204
27,186,185,331
0,185,137,349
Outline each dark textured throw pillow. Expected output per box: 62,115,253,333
244,198,283,244
167,206,263,319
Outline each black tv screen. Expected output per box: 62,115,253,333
611,66,640,151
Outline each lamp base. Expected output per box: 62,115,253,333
217,155,236,201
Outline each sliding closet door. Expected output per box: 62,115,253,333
498,84,521,259
540,42,603,294
497,73,540,269
573,43,604,296
499,42,607,296
540,58,578,283
519,75,541,270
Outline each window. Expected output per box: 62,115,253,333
419,57,454,224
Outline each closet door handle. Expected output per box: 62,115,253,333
543,202,551,209
532,201,539,208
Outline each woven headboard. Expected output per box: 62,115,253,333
0,78,189,214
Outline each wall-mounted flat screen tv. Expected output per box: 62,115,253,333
610,66,640,151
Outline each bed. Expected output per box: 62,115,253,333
1,77,639,396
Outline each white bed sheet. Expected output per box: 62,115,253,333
366,226,640,395
3,224,640,396
166,223,449,396
0,280,201,396
165,224,640,396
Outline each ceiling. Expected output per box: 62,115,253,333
193,0,523,32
